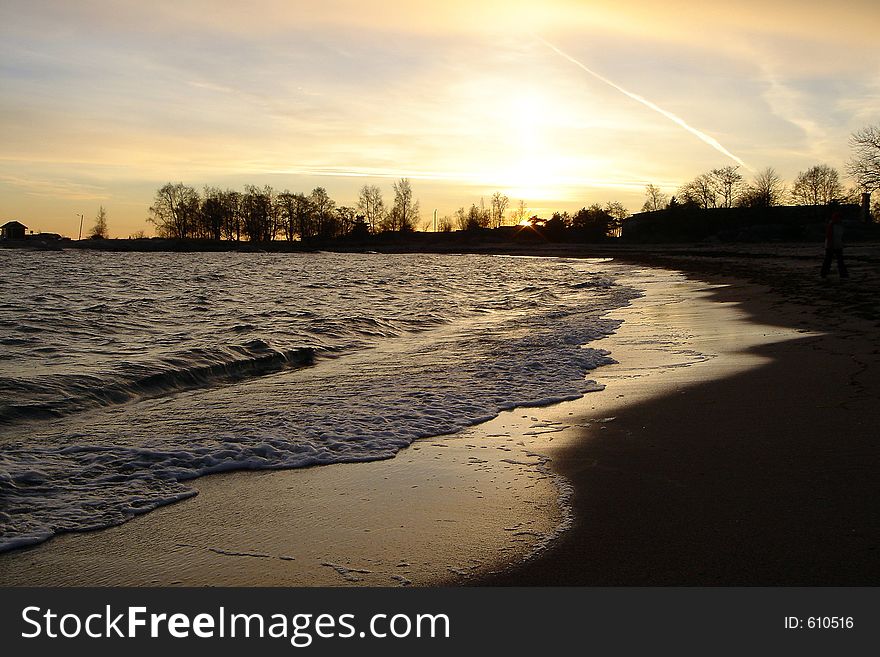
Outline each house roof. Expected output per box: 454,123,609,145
2,221,28,229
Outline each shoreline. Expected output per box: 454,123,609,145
480,260,880,585
1,252,877,585
0,263,807,586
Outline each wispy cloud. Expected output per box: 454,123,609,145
0,174,108,200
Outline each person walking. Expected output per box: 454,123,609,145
821,201,848,279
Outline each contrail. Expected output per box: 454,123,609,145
538,37,751,170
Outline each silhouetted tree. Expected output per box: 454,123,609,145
641,184,669,212
790,164,844,205
241,185,276,241
738,167,785,207
511,199,528,225
572,204,613,241
464,204,485,230
389,178,419,231
200,187,227,240
847,124,880,192
490,192,509,228
711,166,744,208
149,183,200,238
309,187,336,239
437,215,453,232
90,205,109,239
220,190,242,241
277,190,303,241
335,206,357,236
678,174,716,209
604,201,628,222
356,185,384,234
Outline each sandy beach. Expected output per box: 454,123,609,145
1,248,878,586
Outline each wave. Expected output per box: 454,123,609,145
0,344,314,426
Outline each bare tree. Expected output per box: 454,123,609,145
200,187,227,240
149,183,200,239
711,166,744,208
241,185,276,241
276,191,301,241
739,167,786,207
290,192,312,240
390,178,419,232
511,199,528,225
790,164,844,205
221,190,242,241
641,184,669,212
678,174,716,209
356,184,385,233
604,201,629,232
90,205,109,239
335,206,357,236
490,192,509,228
847,124,880,192
309,187,336,239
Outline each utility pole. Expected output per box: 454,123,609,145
433,208,437,232
78,213,84,241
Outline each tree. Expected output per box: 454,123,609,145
604,201,629,234
335,206,357,236
641,184,669,212
200,187,227,240
277,190,306,241
511,200,528,225
465,204,485,230
149,183,200,239
790,164,844,205
90,205,109,239
241,185,276,241
490,192,509,228
678,174,716,209
847,124,880,192
289,192,313,240
356,185,385,234
390,178,419,232
309,187,336,239
571,204,613,240
220,190,242,241
711,166,744,208
738,167,786,208
604,201,628,221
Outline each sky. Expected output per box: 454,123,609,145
1,1,878,237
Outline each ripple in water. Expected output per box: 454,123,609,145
0,250,639,551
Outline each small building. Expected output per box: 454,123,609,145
1,221,28,240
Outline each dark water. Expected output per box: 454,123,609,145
0,250,638,551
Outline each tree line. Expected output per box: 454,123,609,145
640,123,880,216
148,178,420,241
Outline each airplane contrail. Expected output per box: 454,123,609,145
538,37,751,171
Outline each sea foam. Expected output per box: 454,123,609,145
0,251,639,551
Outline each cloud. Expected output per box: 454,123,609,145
0,173,109,200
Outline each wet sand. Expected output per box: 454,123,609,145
483,248,880,585
2,254,877,586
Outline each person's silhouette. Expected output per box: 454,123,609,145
821,201,848,279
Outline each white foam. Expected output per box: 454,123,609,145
0,253,640,551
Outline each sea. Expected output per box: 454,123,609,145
0,250,639,552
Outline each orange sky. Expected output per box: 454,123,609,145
2,1,878,236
